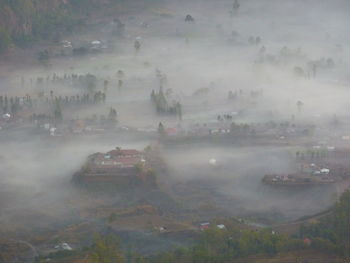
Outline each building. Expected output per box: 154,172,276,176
73,147,148,184
94,148,144,170
199,222,210,230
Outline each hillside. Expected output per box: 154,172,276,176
0,0,152,52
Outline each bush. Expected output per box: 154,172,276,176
12,34,35,48
73,46,88,56
311,238,337,254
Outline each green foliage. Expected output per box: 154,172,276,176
108,107,118,121
85,195,350,263
73,46,89,56
35,249,76,262
134,163,144,173
12,34,34,48
311,238,337,253
299,190,350,256
85,74,98,93
145,226,303,263
2,0,35,21
150,89,182,117
158,122,165,136
0,0,83,50
89,234,124,263
38,49,50,65
54,101,63,122
146,169,157,188
32,8,77,40
0,27,12,53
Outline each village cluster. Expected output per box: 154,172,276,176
2,0,350,261
1,4,349,188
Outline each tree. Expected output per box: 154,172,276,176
299,190,350,256
158,122,165,137
54,101,63,122
89,234,124,263
38,49,50,65
331,114,339,128
332,190,350,255
176,102,182,121
108,107,118,122
294,67,305,77
296,100,303,113
233,0,240,12
104,80,109,93
85,74,97,93
150,90,156,102
156,88,168,112
134,40,141,54
0,27,11,53
231,0,240,16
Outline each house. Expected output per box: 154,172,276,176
61,40,72,48
166,127,178,136
90,40,105,51
73,147,148,185
199,222,210,230
92,149,145,169
303,238,312,246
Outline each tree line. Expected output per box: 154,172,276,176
37,190,350,262
298,189,350,257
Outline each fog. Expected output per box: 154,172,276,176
164,144,336,220
1,0,350,256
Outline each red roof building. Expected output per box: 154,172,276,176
73,147,153,185
108,149,142,157
303,238,312,246
93,148,144,169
